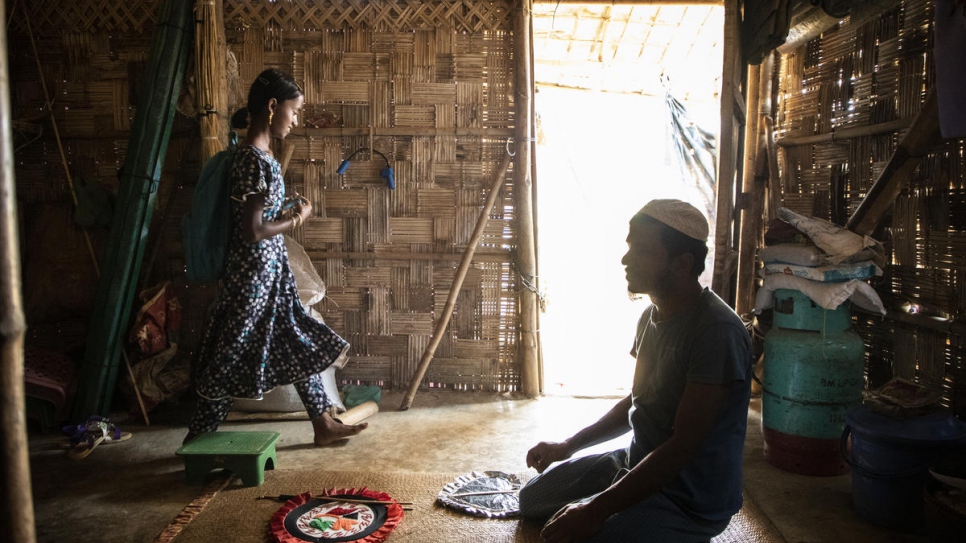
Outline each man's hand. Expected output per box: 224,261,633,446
525,441,572,473
540,501,607,543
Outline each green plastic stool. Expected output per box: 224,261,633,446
176,431,280,487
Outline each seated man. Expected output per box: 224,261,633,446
519,199,752,543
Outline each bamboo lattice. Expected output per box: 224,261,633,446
7,0,521,394
776,0,966,415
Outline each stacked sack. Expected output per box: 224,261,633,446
753,208,887,316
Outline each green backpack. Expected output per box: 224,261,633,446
182,132,238,282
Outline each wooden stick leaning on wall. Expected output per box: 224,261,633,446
400,151,514,411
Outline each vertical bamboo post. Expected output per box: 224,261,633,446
711,0,744,301
0,3,36,539
514,0,540,397
734,63,761,317
737,53,777,316
759,52,780,225
196,0,228,162
527,16,544,395
400,152,513,410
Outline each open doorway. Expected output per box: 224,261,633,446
533,3,724,396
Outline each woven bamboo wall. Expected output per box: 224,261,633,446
775,0,966,416
9,0,522,393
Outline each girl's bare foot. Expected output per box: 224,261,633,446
312,412,368,446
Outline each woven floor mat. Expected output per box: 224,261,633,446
158,469,784,543
713,491,786,543
161,470,540,543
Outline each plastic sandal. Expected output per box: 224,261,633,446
62,416,132,459
67,433,105,460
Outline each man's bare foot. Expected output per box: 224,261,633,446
312,412,368,446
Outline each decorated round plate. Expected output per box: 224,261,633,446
269,488,404,543
437,471,522,518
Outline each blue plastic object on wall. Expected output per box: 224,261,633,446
336,147,394,189
380,167,395,189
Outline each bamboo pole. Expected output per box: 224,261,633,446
399,152,513,410
528,12,544,395
763,115,781,221
776,118,913,147
535,0,723,4
74,0,194,419
846,89,942,236
515,0,540,398
736,53,776,316
23,8,99,278
711,0,744,300
735,63,761,317
304,251,511,263
22,4,151,425
0,3,36,539
291,127,516,138
195,0,228,162
763,51,782,223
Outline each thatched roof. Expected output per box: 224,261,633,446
532,2,724,102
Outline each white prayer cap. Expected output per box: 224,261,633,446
636,199,709,242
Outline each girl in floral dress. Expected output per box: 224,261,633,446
184,68,367,446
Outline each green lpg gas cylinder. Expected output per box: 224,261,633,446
762,289,866,476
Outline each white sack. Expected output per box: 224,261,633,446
777,208,883,264
754,274,886,315
285,234,326,307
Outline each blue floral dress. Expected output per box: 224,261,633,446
194,145,349,402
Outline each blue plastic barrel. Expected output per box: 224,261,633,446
844,405,966,532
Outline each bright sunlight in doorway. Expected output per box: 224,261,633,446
532,3,724,396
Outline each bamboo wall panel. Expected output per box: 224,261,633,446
776,0,966,416
9,0,521,395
